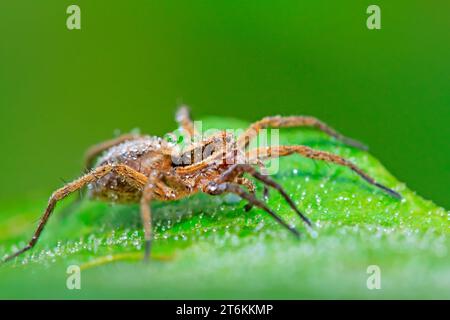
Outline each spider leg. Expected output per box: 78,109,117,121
263,187,270,201
84,133,144,168
217,164,312,227
205,182,300,238
140,183,154,262
175,105,198,138
1,164,148,264
247,146,401,199
236,177,256,211
139,173,182,262
238,165,267,211
237,115,367,150
255,160,270,201
174,131,234,174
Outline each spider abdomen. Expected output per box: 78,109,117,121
87,136,173,203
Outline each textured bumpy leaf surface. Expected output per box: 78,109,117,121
0,118,448,298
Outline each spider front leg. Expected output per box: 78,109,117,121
235,177,256,211
246,146,401,199
217,164,312,227
205,182,300,238
238,170,270,210
238,115,367,150
1,164,148,264
256,160,270,201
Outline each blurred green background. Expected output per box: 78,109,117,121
0,1,449,208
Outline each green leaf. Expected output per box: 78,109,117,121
0,117,448,299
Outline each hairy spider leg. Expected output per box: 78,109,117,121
237,115,368,150
246,146,401,199
174,131,235,174
217,164,312,227
175,105,198,138
140,182,154,262
1,164,148,264
205,182,300,238
235,177,256,211
140,173,185,261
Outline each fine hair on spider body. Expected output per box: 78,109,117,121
1,106,401,264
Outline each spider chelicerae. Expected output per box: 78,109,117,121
2,106,401,263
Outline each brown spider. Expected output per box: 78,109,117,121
1,106,401,264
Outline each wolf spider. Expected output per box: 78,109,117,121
1,106,401,264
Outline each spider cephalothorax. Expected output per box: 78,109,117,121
2,106,401,263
